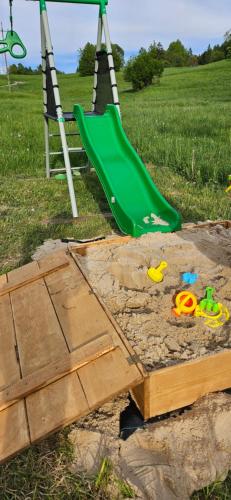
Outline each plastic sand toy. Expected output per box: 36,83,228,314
195,303,230,328
182,272,198,285
199,287,219,314
173,291,198,317
147,261,168,283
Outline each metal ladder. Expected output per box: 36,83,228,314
44,118,89,177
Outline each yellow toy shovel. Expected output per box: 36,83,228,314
147,261,168,283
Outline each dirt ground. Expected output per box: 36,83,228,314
77,224,231,371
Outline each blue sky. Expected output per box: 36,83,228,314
1,0,231,73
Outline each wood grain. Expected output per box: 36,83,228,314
149,350,231,417
78,348,142,409
27,373,89,442
0,402,30,463
0,255,69,298
10,278,67,376
0,335,115,412
45,259,116,351
0,273,30,463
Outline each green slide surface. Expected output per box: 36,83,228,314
74,104,181,237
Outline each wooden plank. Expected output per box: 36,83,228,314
72,253,146,377
37,250,69,274
0,274,7,287
0,335,115,412
0,402,30,463
0,272,22,390
27,373,89,443
0,274,30,463
45,259,117,351
71,235,131,256
132,378,150,420
6,261,39,286
149,350,231,417
10,278,68,376
0,293,22,390
0,255,69,298
184,220,231,230
78,348,143,409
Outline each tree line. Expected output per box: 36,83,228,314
198,31,231,65
8,32,231,92
7,63,64,75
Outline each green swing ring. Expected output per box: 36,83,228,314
0,31,27,59
0,0,27,59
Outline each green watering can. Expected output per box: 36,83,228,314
0,31,27,59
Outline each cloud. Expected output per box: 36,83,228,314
1,0,231,70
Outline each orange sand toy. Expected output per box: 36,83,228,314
173,291,198,317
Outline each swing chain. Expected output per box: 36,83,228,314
9,0,13,34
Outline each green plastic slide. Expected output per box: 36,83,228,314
73,104,181,237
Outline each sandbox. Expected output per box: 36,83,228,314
72,221,231,419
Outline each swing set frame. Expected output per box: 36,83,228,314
38,0,120,218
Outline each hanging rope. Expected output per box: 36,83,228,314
9,0,13,35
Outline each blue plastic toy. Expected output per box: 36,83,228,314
182,272,198,285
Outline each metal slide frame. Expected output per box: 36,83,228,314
39,0,120,218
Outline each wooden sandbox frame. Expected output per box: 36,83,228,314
71,220,231,420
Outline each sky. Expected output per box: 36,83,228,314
1,0,231,73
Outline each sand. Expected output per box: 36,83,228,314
78,224,231,371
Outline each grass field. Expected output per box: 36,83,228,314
0,60,230,498
0,60,230,273
1,60,231,184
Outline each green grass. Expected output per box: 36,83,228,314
0,61,230,273
0,61,231,497
0,432,134,499
1,60,231,183
192,473,231,499
123,61,231,185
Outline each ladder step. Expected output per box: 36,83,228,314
49,132,80,137
68,147,85,152
49,147,85,156
50,165,89,173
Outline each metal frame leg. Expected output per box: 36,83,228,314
40,7,78,218
92,11,102,112
44,117,50,178
102,12,121,117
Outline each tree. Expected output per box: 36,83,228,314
198,43,225,65
198,44,212,65
210,46,225,62
222,30,231,58
166,39,190,67
78,42,124,76
187,48,198,66
148,41,165,61
111,43,124,70
8,63,18,74
78,42,95,76
124,49,164,91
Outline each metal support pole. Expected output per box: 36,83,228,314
102,12,120,117
44,117,50,177
92,11,102,111
40,8,78,217
1,22,11,93
40,18,50,177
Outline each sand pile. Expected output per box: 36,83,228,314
78,224,231,370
